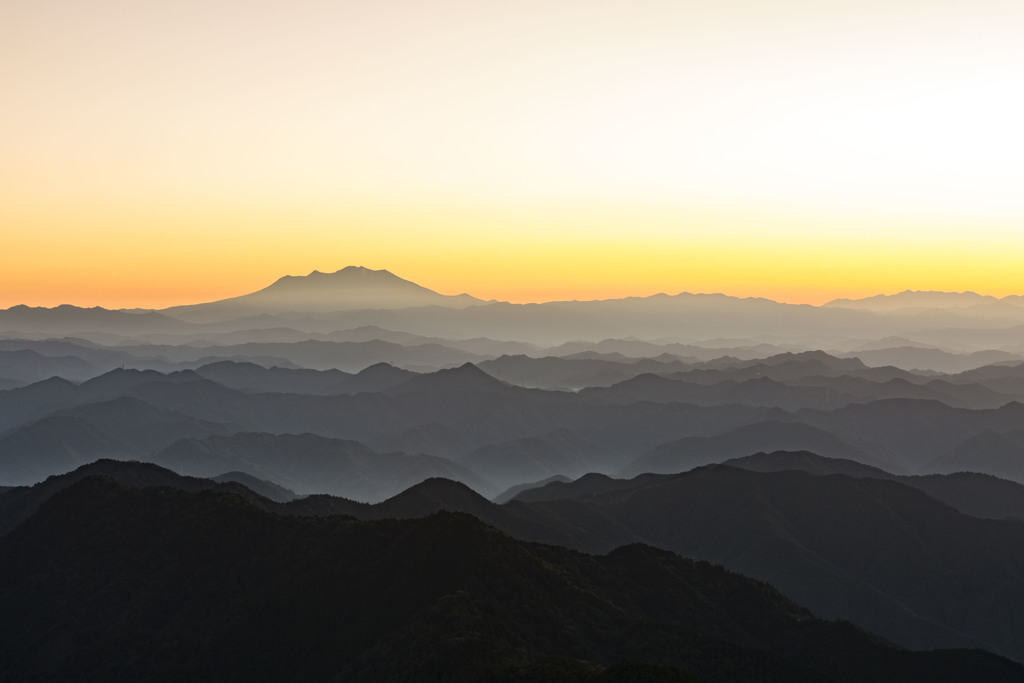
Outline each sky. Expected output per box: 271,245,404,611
2,0,1023,308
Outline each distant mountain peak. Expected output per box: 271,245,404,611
161,267,484,320
825,290,1000,311
387,362,511,394
379,476,493,515
334,265,386,274
268,266,420,290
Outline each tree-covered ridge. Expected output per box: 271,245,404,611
1,477,1021,682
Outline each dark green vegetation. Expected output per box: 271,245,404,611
2,476,1021,682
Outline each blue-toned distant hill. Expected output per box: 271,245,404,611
0,304,188,336
7,272,1024,362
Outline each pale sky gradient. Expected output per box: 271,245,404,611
2,0,1022,308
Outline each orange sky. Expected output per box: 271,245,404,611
2,0,1022,309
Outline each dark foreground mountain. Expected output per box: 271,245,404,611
0,459,285,537
722,450,1024,521
0,461,624,554
508,465,1024,662
2,477,1020,683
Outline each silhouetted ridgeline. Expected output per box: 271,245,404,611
7,360,1024,492
2,475,1022,682
5,271,1024,350
5,270,1024,680
4,458,1024,669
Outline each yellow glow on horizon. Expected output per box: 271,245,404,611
2,1,1023,309
4,193,1022,309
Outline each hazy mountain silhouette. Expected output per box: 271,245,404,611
569,352,1010,409
0,337,182,374
770,374,1009,410
946,361,1024,397
511,471,652,504
210,470,297,502
492,474,572,504
0,416,135,486
339,361,420,393
459,428,623,485
143,272,1024,348
581,373,860,410
8,274,1024,356
152,432,496,501
722,450,897,478
847,346,1023,373
722,450,1024,520
0,349,99,384
0,375,81,432
163,266,484,321
932,429,1024,484
11,272,1024,679
0,369,210,434
370,420,476,458
951,361,1024,382
0,304,186,336
548,338,730,359
9,361,1024,490
384,361,513,395
664,351,922,384
825,290,1000,312
0,397,229,485
3,475,1021,682
620,420,883,477
800,398,1024,474
478,353,696,390
79,366,205,395
108,338,489,373
193,360,354,394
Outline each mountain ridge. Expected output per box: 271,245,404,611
3,473,1022,682
162,266,485,320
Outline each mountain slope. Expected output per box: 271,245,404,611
163,266,483,321
824,290,1008,312
723,450,1024,520
2,476,1020,682
513,466,1024,661
0,396,230,486
0,459,287,537
152,432,496,501
621,420,881,477
930,429,1024,484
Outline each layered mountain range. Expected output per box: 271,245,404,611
6,268,1024,350
4,267,1024,680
